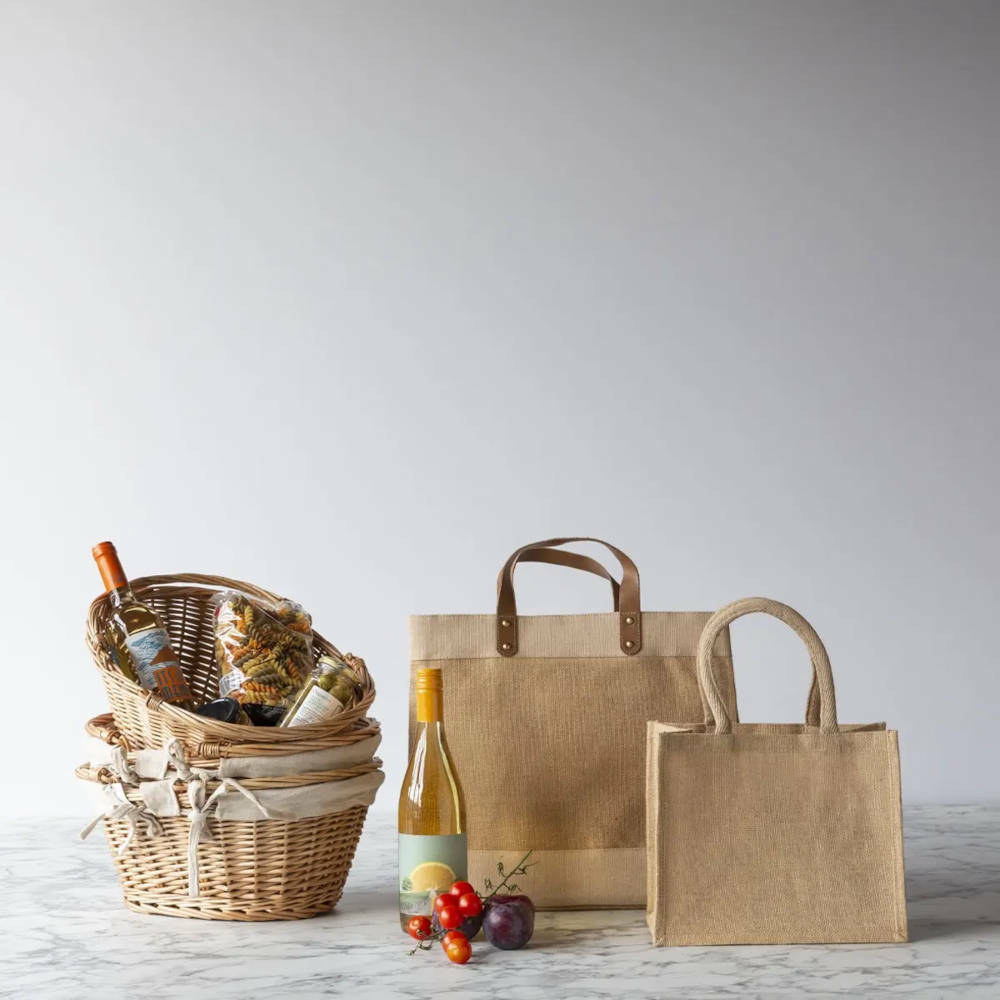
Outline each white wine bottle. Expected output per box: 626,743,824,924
92,541,195,711
398,668,467,929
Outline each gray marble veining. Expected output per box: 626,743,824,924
2,805,998,998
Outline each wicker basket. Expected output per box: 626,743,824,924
79,714,381,920
81,714,384,783
87,573,376,754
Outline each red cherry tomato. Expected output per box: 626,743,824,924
450,881,475,897
457,892,483,917
443,933,472,964
438,903,463,931
433,892,457,916
407,915,432,940
441,930,467,948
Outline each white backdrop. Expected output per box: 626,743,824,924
2,0,998,816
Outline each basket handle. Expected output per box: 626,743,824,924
129,573,286,605
86,573,291,659
496,537,641,656
496,546,621,611
697,597,839,734
85,713,132,751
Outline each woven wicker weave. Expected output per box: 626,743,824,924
82,572,381,920
79,715,379,920
87,573,376,755
81,770,370,920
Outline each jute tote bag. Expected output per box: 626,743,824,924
646,597,907,945
409,537,739,909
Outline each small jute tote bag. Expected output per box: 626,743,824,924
646,597,907,945
409,536,739,909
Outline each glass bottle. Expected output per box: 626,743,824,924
398,668,467,929
278,655,359,727
92,541,195,711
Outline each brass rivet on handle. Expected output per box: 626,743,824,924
500,619,511,628
624,639,634,649
624,615,635,625
501,642,512,652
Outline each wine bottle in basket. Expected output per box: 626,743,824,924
398,668,467,929
92,541,195,711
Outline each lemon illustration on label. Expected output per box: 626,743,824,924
408,861,456,893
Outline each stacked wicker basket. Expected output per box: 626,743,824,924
78,573,382,921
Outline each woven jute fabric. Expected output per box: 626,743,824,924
409,610,737,909
646,597,908,945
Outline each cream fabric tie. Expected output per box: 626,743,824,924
81,738,379,896
80,784,163,856
167,740,275,897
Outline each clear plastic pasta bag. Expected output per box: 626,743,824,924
213,590,314,708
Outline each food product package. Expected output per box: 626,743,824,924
213,590,314,708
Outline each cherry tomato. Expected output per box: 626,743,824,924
457,892,483,918
438,903,463,931
442,931,471,964
406,915,432,940
433,891,458,916
445,939,472,964
450,881,475,897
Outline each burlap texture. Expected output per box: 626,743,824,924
646,598,908,945
409,611,737,908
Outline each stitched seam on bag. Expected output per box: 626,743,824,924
888,733,906,941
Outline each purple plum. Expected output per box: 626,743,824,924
483,895,535,949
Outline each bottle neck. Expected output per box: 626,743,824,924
107,584,135,610
415,687,443,724
94,544,131,597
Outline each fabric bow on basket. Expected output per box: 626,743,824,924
82,739,276,897
76,707,384,921
166,740,275,897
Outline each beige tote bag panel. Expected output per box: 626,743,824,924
409,537,738,909
646,597,907,945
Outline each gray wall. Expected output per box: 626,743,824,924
2,1,997,814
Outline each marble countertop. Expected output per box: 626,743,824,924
3,804,998,998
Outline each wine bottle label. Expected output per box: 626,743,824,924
398,833,468,917
284,684,345,727
124,627,189,703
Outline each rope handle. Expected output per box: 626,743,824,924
697,597,839,734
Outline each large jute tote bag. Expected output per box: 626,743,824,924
409,536,739,909
646,597,907,945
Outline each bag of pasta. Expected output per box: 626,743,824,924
213,591,314,724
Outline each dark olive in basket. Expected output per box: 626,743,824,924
194,698,248,725
243,703,286,727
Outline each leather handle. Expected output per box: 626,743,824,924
697,597,839,734
496,537,641,656
496,547,621,611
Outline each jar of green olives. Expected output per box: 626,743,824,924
278,655,360,727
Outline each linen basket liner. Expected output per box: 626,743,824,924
645,596,907,946
80,737,383,898
85,730,383,779
408,536,743,909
